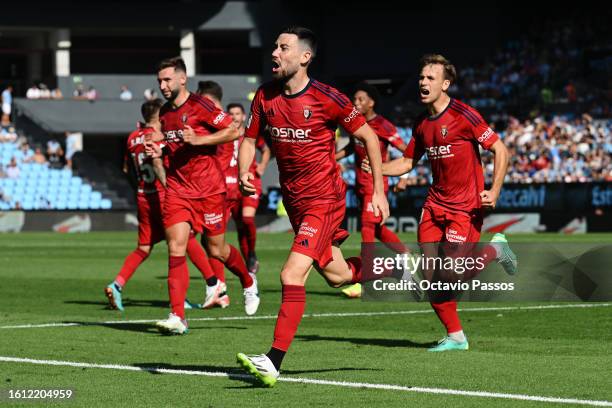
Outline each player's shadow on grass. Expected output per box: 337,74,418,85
155,275,206,281
65,299,170,309
265,288,341,298
59,321,248,335
131,362,380,389
296,334,434,348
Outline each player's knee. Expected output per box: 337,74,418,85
207,244,225,261
280,266,307,286
137,245,151,255
167,239,187,257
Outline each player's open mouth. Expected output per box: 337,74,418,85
420,88,430,96
271,61,281,73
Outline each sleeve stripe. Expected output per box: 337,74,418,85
451,100,481,124
311,81,349,108
451,100,482,125
190,94,215,112
449,105,478,127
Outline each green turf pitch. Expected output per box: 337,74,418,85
0,232,611,407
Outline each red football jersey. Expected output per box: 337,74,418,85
245,79,366,207
354,114,404,195
404,98,499,212
126,126,163,195
217,134,267,201
159,93,233,198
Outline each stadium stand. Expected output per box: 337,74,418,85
0,135,111,210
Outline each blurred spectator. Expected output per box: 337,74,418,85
38,83,51,99
144,88,158,101
1,85,13,125
32,147,47,164
86,86,98,102
119,85,133,101
73,84,87,100
0,126,17,143
6,157,19,179
26,83,41,99
51,87,63,99
47,138,65,169
64,131,83,169
17,142,34,163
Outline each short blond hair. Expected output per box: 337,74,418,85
420,54,457,85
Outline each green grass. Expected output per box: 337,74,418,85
0,232,611,407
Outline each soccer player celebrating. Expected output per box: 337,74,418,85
235,27,389,386
149,57,259,334
105,99,218,311
335,82,408,298
372,54,517,351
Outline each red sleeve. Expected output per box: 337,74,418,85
199,106,233,131
245,87,265,140
403,128,425,163
328,90,366,134
378,119,404,150
465,107,499,150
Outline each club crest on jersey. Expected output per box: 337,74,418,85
441,125,448,138
303,107,312,120
181,114,188,124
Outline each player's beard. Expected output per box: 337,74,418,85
273,63,299,82
164,87,180,102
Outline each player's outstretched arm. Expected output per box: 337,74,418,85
361,156,414,177
352,123,389,223
182,124,240,146
239,136,257,196
480,139,509,209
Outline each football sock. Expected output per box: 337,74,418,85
186,235,215,280
225,245,254,288
242,216,257,257
168,256,189,320
266,347,286,371
115,248,149,287
271,285,306,362
347,257,363,284
209,257,226,282
237,222,249,261
361,221,376,243
448,330,466,343
431,300,462,334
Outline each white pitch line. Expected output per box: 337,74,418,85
0,356,610,407
0,303,609,330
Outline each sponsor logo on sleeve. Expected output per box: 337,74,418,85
344,107,360,123
478,127,494,143
213,112,227,125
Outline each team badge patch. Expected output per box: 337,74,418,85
441,125,448,138
303,108,312,120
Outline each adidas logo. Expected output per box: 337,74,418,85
265,108,275,117
298,239,309,248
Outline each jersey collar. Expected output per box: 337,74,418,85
427,97,453,121
281,78,313,99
